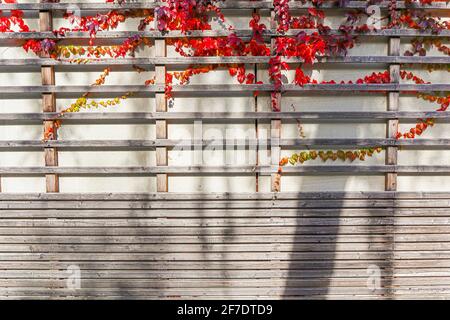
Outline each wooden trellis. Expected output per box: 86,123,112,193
0,0,449,299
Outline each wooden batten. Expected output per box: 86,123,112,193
0,111,448,122
384,30,401,298
0,1,449,10
40,6,59,193
155,34,168,192
270,9,282,193
0,56,449,68
386,38,400,191
0,29,448,42
253,8,260,192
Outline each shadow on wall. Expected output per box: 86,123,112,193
282,92,394,299
187,87,237,298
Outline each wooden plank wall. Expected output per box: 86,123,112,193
0,192,450,299
0,1,448,299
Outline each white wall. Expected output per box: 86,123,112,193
0,6,448,192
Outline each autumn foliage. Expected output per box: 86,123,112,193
0,0,448,169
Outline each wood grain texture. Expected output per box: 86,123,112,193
0,2,449,300
0,83,448,95
385,37,400,192
0,29,448,41
0,193,447,299
0,1,449,10
40,5,58,193
1,56,449,68
0,165,448,175
155,34,168,192
0,138,447,149
0,111,449,122
270,9,281,193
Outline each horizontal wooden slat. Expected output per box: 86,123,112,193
2,234,450,245
0,226,447,236
0,279,387,289
0,1,448,10
2,242,450,252
0,191,447,200
0,217,448,228
0,138,447,150
0,200,446,209
0,217,394,227
0,84,448,95
0,287,389,297
0,252,403,260
0,207,434,218
0,165,449,175
2,279,450,290
0,226,397,236
1,56,450,67
0,272,397,281
0,198,447,209
0,242,395,252
0,29,448,41
3,261,450,271
0,296,384,300
2,111,450,122
0,234,393,244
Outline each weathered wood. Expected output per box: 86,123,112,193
0,1,448,10
0,198,447,209
155,37,168,193
253,13,260,193
2,111,450,122
1,207,450,218
0,287,391,297
0,165,449,175
0,279,388,289
0,3,448,301
6,278,450,289
0,216,395,227
0,234,393,243
386,37,400,192
1,56,450,68
0,251,450,262
0,260,394,270
40,5,59,193
270,9,281,193
0,251,409,261
1,1,450,11
0,138,444,149
1,261,450,273
385,35,401,299
0,242,395,252
0,29,448,41
5,224,450,237
0,83,449,95
0,191,448,201
271,118,281,192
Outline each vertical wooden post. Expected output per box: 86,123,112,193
155,37,168,192
254,8,260,192
385,35,400,299
270,9,281,193
40,5,59,193
254,63,260,192
386,38,400,191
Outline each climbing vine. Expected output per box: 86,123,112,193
0,0,448,182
